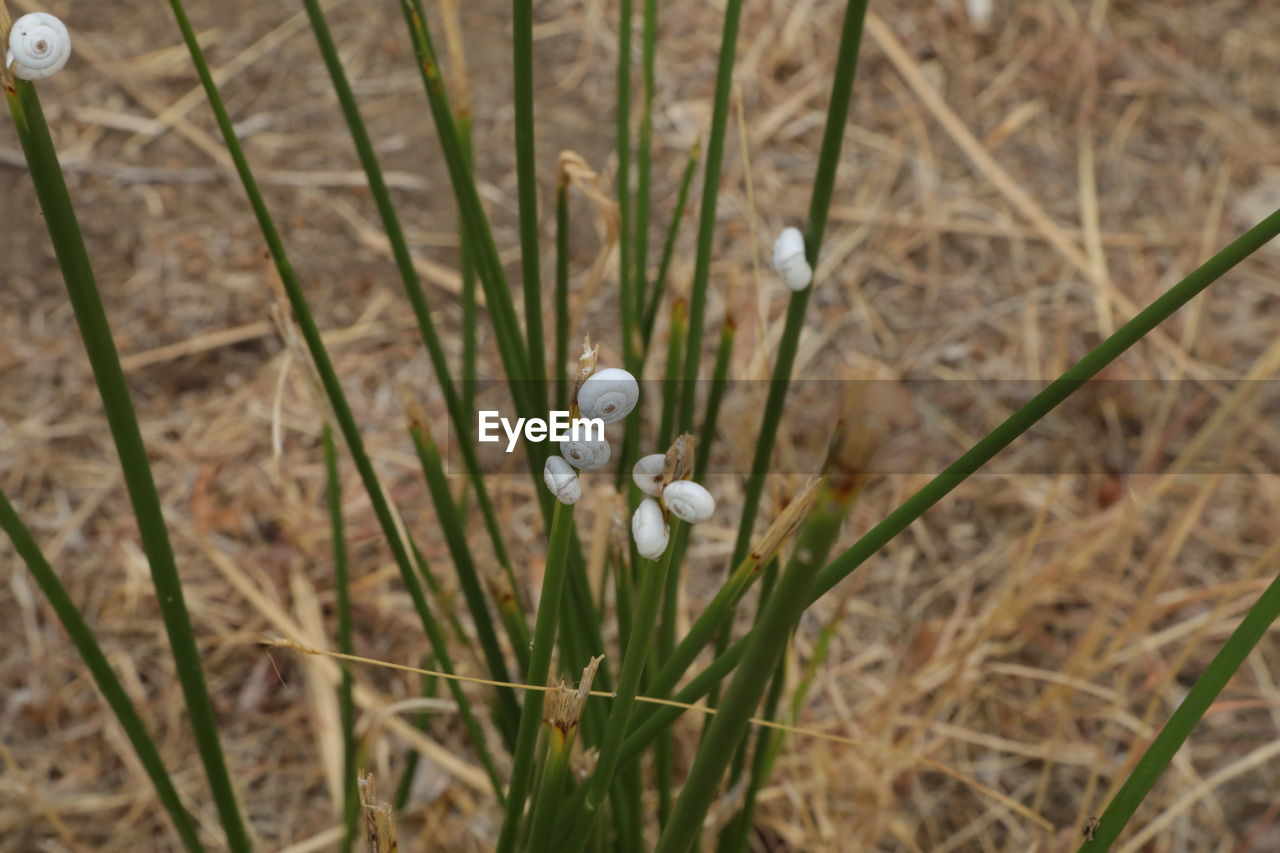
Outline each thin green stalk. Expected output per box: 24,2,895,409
725,0,869,592
623,206,1280,761
642,141,700,350
677,0,744,435
525,724,577,851
657,299,687,449
696,316,736,481
565,542,679,852
723,420,876,781
655,548,824,852
653,315,734,815
301,0,522,621
617,0,636,371
719,558,777,768
612,548,636,654
409,540,471,651
401,11,608,714
646,487,813,705
392,665,438,810
723,596,846,852
5,77,250,851
401,537,508,798
634,0,658,321
400,0,533,406
323,428,359,853
497,503,577,853
165,0,525,749
707,0,870,719
409,415,530,677
555,179,571,411
1079,567,1280,850
719,652,786,853
0,490,206,853
460,114,478,433
513,0,545,381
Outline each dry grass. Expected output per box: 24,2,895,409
2,0,1280,849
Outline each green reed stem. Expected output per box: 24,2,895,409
1079,567,1280,850
617,0,636,370
5,76,250,852
461,114,479,430
710,0,869,716
498,502,577,852
410,419,530,676
401,12,609,719
653,315,733,820
166,0,523,746
403,539,508,798
301,0,523,617
513,0,545,381
722,476,863,848
555,179,571,411
408,541,472,653
724,597,843,852
400,0,533,407
718,651,786,853
323,427,360,853
565,542,678,852
726,0,869,584
0,489,206,853
696,316,736,481
642,141,700,351
676,0,743,434
392,666,439,811
622,206,1280,762
657,299,687,448
655,544,824,851
525,724,577,852
634,0,657,321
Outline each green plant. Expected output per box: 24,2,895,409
5,2,1280,850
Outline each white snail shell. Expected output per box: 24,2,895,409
560,436,612,471
577,367,639,424
772,227,812,292
631,453,666,497
6,14,71,81
543,455,582,505
631,497,670,560
661,480,716,523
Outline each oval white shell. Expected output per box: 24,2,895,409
7,13,71,81
631,453,665,497
543,455,582,505
577,367,639,424
631,497,670,560
662,480,716,523
560,436,612,471
772,227,812,292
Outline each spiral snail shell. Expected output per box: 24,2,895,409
560,436,612,471
543,455,582,505
631,497,670,560
631,453,666,497
576,367,640,424
661,480,716,524
772,226,812,292
6,13,71,81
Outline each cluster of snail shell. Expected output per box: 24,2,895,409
629,453,716,560
6,13,71,82
542,356,640,506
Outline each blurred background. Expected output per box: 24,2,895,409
3,0,1280,849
